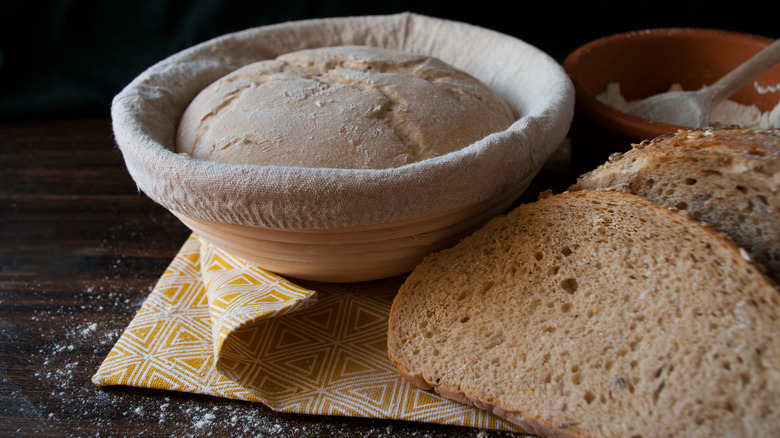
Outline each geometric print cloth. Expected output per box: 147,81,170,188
92,234,522,431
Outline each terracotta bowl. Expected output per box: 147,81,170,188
563,28,780,174
112,13,574,283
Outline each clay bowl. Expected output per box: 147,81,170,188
112,13,574,282
563,28,780,174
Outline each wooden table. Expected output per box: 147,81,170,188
1,118,566,437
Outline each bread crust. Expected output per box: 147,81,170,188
388,352,587,438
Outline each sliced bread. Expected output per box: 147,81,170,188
569,127,780,283
387,190,780,438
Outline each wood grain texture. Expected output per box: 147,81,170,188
0,118,546,437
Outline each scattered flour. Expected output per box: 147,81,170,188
194,412,216,428
756,82,780,94
597,82,780,129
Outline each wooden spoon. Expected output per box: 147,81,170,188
627,38,780,128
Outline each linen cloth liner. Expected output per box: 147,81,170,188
92,235,523,431
110,12,574,230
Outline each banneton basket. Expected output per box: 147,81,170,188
112,12,574,282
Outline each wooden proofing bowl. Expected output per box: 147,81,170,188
111,13,574,282
563,28,780,174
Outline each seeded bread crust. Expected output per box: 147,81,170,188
569,127,780,283
176,45,515,170
388,190,780,438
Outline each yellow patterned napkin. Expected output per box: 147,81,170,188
93,235,521,430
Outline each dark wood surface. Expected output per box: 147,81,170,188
0,118,558,437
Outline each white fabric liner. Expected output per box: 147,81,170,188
112,12,574,230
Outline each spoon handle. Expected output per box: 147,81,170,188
709,38,780,102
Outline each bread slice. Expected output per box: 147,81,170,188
569,127,780,283
387,190,780,438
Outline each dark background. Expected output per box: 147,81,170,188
0,0,778,122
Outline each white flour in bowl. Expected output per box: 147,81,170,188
597,82,780,129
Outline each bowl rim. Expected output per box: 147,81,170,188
112,12,575,230
562,27,776,141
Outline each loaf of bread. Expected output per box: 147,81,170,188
387,190,780,437
569,127,780,283
176,45,515,169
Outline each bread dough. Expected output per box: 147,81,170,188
176,45,515,169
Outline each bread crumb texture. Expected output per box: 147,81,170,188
176,45,515,169
571,127,780,284
388,190,780,438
